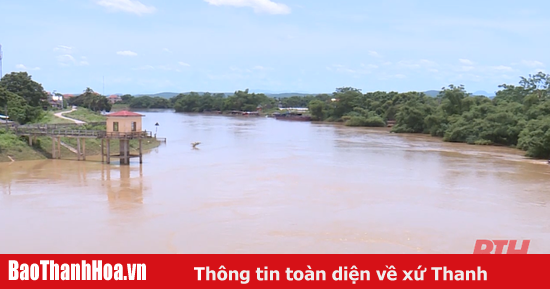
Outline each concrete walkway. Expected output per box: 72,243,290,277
54,108,86,124
59,140,79,155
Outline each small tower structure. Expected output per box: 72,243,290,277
102,110,146,165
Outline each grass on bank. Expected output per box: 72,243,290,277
64,108,106,123
1,121,161,162
32,111,74,124
0,130,46,162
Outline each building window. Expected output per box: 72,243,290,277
113,122,119,132
131,122,137,132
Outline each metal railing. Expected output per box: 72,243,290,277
10,122,106,130
11,125,153,139
101,131,153,139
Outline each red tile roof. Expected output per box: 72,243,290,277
106,111,144,117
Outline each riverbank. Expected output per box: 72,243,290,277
0,108,161,162
0,129,162,162
63,108,106,123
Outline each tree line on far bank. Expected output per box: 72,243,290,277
3,71,550,158
121,90,320,111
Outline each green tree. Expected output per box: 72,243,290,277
68,88,111,112
0,72,49,109
308,100,326,121
0,86,35,124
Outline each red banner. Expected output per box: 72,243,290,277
2,254,547,288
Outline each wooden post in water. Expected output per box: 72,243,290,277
101,138,105,163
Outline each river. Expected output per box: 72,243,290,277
1,111,549,253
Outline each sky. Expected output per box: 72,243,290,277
0,0,548,95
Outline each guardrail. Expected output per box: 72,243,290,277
101,131,153,139
11,126,153,139
12,122,106,130
13,128,103,137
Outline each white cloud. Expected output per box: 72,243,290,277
328,64,376,76
521,60,544,68
252,65,273,71
459,59,474,65
397,59,437,70
96,0,156,15
56,54,89,66
53,45,73,53
163,48,172,53
368,50,381,58
79,57,89,66
178,62,191,67
57,54,74,64
360,63,378,69
15,64,40,71
492,65,514,72
204,0,291,15
117,50,138,56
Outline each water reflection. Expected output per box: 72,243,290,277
0,160,145,212
102,165,144,211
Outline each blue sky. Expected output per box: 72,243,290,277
0,0,548,95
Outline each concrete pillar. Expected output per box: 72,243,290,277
101,138,105,163
82,139,86,161
139,138,143,164
51,137,56,159
76,138,81,161
106,139,111,164
120,139,129,165
57,137,61,159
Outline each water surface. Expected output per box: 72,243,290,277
1,111,549,253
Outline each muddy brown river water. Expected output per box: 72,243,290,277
1,111,549,253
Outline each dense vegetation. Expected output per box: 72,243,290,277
0,72,49,124
119,94,172,109
303,72,550,158
121,90,279,112
67,88,112,112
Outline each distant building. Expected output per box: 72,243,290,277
279,107,309,112
46,92,63,109
108,94,122,104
